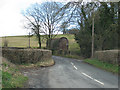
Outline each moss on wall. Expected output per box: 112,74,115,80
2,48,52,64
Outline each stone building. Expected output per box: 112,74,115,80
47,37,69,54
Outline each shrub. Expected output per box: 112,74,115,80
75,29,92,58
94,50,120,65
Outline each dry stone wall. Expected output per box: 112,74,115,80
2,48,52,64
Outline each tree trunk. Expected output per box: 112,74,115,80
63,29,66,34
48,27,51,49
38,34,41,49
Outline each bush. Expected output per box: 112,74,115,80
94,50,120,64
75,29,92,58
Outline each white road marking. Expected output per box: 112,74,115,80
70,62,104,85
81,72,104,85
70,61,104,85
73,66,77,70
71,62,77,70
82,72,93,80
94,79,104,85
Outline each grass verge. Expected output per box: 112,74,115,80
84,59,119,74
19,59,55,68
2,57,28,88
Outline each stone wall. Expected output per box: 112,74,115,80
2,48,52,64
94,50,120,64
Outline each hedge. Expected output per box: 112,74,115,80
2,48,52,64
94,50,120,65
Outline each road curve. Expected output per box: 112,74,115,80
22,56,118,88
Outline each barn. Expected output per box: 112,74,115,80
46,37,69,55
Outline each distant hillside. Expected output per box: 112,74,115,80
1,34,80,55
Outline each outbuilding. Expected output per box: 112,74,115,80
47,37,69,54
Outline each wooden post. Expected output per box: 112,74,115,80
29,32,30,48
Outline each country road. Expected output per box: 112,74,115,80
22,56,118,88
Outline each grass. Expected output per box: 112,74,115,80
2,71,28,88
19,59,55,68
1,34,80,55
84,59,119,74
1,35,39,48
0,34,80,88
1,34,81,61
1,34,81,60
2,57,28,88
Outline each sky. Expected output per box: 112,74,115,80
0,0,93,37
0,0,40,37
0,0,117,37
0,0,78,37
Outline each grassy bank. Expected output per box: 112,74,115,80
2,57,28,88
19,59,55,68
84,59,119,74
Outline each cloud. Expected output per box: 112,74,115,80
0,0,45,37
0,0,6,8
0,0,108,37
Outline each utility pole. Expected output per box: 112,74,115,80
118,2,120,67
91,11,94,58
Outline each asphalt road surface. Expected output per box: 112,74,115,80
22,56,118,88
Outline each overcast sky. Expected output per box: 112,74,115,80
0,0,72,37
0,0,115,37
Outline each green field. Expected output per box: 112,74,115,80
1,34,118,74
1,34,80,55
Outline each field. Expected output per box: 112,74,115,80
1,34,119,74
1,34,80,55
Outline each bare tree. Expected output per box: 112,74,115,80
60,21,69,34
22,3,43,48
36,2,64,48
22,2,64,48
